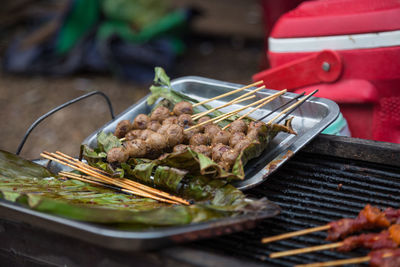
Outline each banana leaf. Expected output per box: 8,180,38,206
0,150,278,228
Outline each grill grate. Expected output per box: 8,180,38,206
194,152,400,266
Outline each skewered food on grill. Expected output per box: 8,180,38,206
327,204,400,241
370,248,400,267
338,225,400,252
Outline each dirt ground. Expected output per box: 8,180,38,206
0,37,264,159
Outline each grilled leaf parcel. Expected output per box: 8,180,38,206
0,150,279,227
81,67,296,183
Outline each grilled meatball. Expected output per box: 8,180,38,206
212,143,230,162
183,127,201,144
211,130,231,145
220,149,239,170
150,106,170,122
124,139,147,158
132,114,149,130
230,119,248,134
173,101,193,116
191,145,212,158
146,132,167,152
197,116,212,131
190,133,209,146
162,116,178,125
125,129,142,141
229,132,246,147
204,124,221,138
147,120,161,132
157,124,170,135
173,144,189,153
178,114,194,127
107,147,129,163
248,121,266,134
246,129,259,141
166,124,184,147
139,129,155,140
114,120,131,138
234,138,253,153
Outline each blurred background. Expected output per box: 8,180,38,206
4,0,399,160
1,0,290,159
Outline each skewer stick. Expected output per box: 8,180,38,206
41,151,190,205
55,151,110,175
192,80,263,107
185,90,286,132
261,225,331,244
192,85,265,119
213,90,286,124
59,172,180,204
270,242,343,258
267,90,318,125
192,94,257,120
294,256,370,267
222,90,286,130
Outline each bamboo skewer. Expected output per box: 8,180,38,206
267,89,318,125
55,151,110,175
59,171,180,204
294,256,371,267
185,90,286,132
192,80,263,108
270,242,343,258
261,224,331,244
192,85,266,120
222,90,287,130
193,94,256,120
41,151,190,205
213,90,287,124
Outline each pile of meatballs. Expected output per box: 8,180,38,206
107,101,267,172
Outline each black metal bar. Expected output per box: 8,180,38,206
16,91,114,155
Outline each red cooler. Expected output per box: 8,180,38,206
253,0,400,143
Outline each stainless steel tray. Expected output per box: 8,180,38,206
0,159,280,251
83,76,340,190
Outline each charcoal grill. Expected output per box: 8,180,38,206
1,134,399,266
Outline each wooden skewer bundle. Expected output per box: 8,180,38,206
41,151,190,205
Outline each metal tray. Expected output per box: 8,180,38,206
0,158,280,251
83,76,340,190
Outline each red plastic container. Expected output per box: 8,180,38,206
254,0,400,143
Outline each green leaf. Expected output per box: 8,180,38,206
97,131,121,153
154,67,170,87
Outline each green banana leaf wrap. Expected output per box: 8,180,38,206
0,150,279,227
